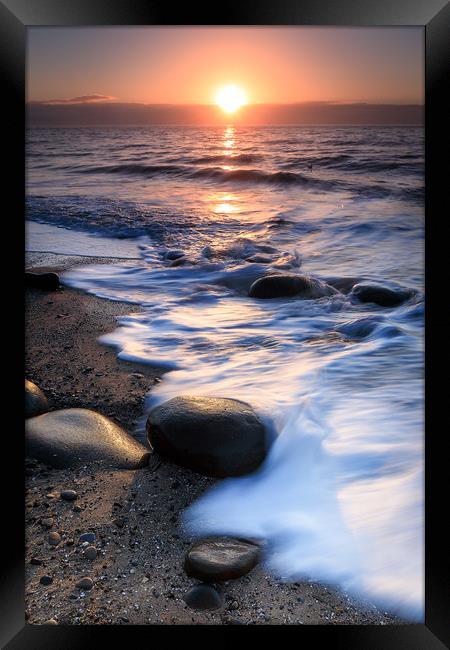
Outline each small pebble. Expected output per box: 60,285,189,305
184,584,223,611
84,546,97,560
30,557,43,565
48,532,61,546
41,517,54,529
79,532,96,544
72,504,82,512
76,576,94,590
60,490,78,501
43,618,58,625
40,575,53,586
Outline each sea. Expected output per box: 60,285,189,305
26,125,424,620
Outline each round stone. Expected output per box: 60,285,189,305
48,532,61,546
41,517,54,529
84,546,97,560
183,584,223,611
79,532,96,544
76,576,94,590
351,283,413,307
25,380,48,419
249,274,337,299
60,490,78,501
40,575,53,586
184,538,260,582
26,408,151,470
147,396,269,477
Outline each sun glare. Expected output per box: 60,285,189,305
215,84,247,114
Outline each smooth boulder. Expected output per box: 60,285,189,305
351,283,413,307
185,538,260,582
146,396,268,477
25,379,48,418
184,584,223,611
25,408,150,469
249,274,337,299
25,271,60,291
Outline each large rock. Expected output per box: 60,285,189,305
351,283,413,307
249,274,337,299
25,271,60,291
25,408,150,469
146,396,268,477
25,380,48,418
185,538,260,582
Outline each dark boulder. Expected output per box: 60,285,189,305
146,396,269,477
25,271,60,291
249,274,337,299
25,379,49,418
184,538,260,582
25,408,150,469
351,283,413,307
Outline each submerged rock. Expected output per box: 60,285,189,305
351,283,413,307
249,274,337,299
25,271,60,291
146,396,268,477
25,380,48,419
184,538,260,582
184,584,223,611
25,408,150,469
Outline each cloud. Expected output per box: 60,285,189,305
30,94,116,105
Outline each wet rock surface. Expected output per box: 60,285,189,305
350,283,413,307
147,396,269,477
25,379,49,419
185,538,260,582
249,274,337,299
26,408,151,470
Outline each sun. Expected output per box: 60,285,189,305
215,84,247,114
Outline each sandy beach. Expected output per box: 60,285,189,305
24,252,405,626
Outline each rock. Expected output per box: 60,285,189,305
60,490,78,501
350,283,413,307
84,546,97,560
25,408,151,469
48,532,61,546
43,618,58,625
25,271,60,291
147,396,269,477
76,576,94,591
41,517,54,529
25,380,48,419
79,532,96,544
30,557,43,565
39,575,53,586
185,538,260,582
164,250,185,261
249,274,337,299
246,255,272,264
184,584,223,611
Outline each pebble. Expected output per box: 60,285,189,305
30,557,43,565
73,504,82,512
40,575,53,586
48,532,61,546
84,546,97,560
41,517,54,529
43,618,58,625
76,576,94,590
60,490,78,501
79,532,96,544
183,584,223,611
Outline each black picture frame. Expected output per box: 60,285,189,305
2,0,449,646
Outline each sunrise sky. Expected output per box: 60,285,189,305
27,27,424,125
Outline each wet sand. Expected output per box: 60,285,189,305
25,252,404,625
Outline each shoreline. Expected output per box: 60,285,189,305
25,252,404,625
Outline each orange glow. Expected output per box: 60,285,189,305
215,85,247,114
